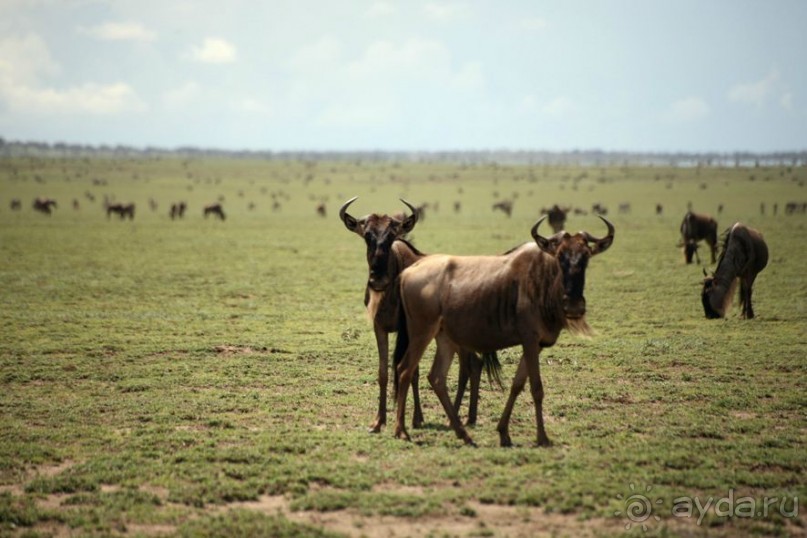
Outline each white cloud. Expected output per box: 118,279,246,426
542,96,577,118
348,38,452,81
0,33,59,85
521,17,548,31
423,2,469,21
79,22,156,42
187,38,237,64
728,70,779,107
232,97,272,116
289,36,343,72
663,97,710,123
365,2,398,18
3,82,147,115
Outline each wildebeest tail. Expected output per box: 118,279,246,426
482,352,504,390
392,304,409,400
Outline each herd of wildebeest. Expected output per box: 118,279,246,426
7,188,807,446
336,196,804,447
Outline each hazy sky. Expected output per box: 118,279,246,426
1,0,805,152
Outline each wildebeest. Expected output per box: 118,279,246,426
492,200,513,217
393,215,615,446
33,197,57,215
204,203,226,220
680,211,718,264
702,223,768,319
340,197,499,432
542,204,569,233
591,202,608,216
10,199,22,211
106,202,135,220
170,202,187,220
316,202,327,217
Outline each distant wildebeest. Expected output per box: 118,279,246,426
542,204,569,233
492,200,513,217
33,197,57,215
72,199,80,211
316,202,327,217
170,202,187,220
717,203,724,215
702,223,768,319
680,211,718,264
785,201,806,215
618,202,631,214
106,202,135,220
392,215,615,446
204,203,226,220
339,197,500,432
10,199,22,211
591,202,608,216
656,203,663,215
453,201,462,213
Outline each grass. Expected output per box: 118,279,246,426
0,156,805,537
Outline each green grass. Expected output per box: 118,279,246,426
0,156,805,537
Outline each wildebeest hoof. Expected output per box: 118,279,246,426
536,437,553,447
499,433,513,448
395,428,411,441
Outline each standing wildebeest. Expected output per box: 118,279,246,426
680,211,718,264
33,197,57,215
542,204,569,233
10,199,22,211
492,200,513,217
393,215,615,446
170,202,187,220
702,223,768,319
340,197,499,432
106,202,135,220
316,202,327,217
204,203,226,220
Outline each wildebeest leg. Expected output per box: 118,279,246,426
370,325,388,433
524,342,551,447
709,240,716,264
411,366,424,428
453,351,482,426
394,330,435,441
497,357,527,447
428,337,475,446
741,275,756,319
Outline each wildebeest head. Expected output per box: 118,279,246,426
701,273,723,319
531,215,615,319
340,197,419,291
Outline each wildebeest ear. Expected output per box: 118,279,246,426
399,198,418,234
339,196,362,233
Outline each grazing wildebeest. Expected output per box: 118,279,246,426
170,202,187,220
702,223,768,319
618,202,631,214
33,197,57,215
106,202,135,220
656,203,663,215
10,199,22,211
316,202,327,217
680,211,718,264
393,215,615,446
492,200,513,217
591,202,608,216
542,204,569,233
340,197,500,432
204,203,226,220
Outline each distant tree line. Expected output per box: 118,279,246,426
0,137,804,167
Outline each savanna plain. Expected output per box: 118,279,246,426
0,156,805,538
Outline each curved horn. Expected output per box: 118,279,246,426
531,215,554,253
583,215,615,255
339,196,360,232
399,198,419,232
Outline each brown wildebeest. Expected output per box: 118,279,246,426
393,215,615,446
492,200,513,217
170,202,187,220
106,202,135,220
316,202,327,217
204,203,226,220
542,204,569,233
702,223,768,319
680,211,718,264
33,197,57,215
591,202,608,216
10,199,22,211
340,197,500,432
656,203,663,215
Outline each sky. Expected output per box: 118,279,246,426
0,0,805,153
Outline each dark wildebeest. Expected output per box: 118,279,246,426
340,197,500,432
591,202,608,216
656,203,663,215
316,202,327,217
393,215,615,446
542,204,569,233
106,202,135,220
492,200,513,217
170,202,187,220
10,199,22,211
680,211,718,264
702,223,768,319
33,197,57,215
204,203,226,220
